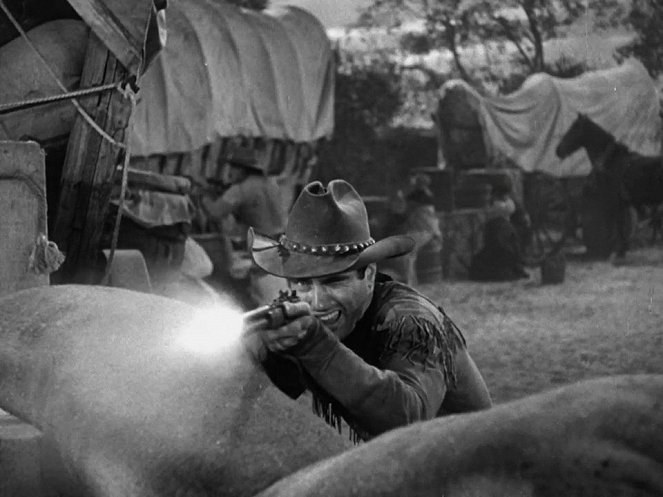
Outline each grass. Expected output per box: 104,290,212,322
418,246,663,404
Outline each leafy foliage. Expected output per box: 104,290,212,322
336,59,403,130
359,0,623,82
314,58,405,194
619,0,663,76
495,54,588,94
399,32,433,54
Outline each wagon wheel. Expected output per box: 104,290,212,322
521,173,579,266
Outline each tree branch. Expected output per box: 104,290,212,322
443,20,473,83
495,15,534,70
522,2,545,70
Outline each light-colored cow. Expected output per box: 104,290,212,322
1,285,662,497
259,374,663,496
0,285,352,497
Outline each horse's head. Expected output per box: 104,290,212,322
555,113,593,160
556,113,623,177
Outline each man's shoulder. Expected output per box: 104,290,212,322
244,175,281,196
367,280,466,363
228,176,270,201
222,182,243,203
370,281,463,346
373,280,442,322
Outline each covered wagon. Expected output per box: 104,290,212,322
0,0,334,292
435,59,662,267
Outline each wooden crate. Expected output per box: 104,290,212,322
0,141,48,297
0,141,53,496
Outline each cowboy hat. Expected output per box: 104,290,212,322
249,180,414,279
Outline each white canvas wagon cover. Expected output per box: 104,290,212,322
129,0,335,156
439,59,661,177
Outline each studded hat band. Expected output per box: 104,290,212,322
278,235,375,255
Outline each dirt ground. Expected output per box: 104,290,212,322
418,245,663,405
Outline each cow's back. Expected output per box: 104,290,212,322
258,374,663,497
0,285,351,497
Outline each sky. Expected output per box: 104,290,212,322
269,0,371,28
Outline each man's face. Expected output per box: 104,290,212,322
289,264,376,341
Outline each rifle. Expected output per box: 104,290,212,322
242,290,309,330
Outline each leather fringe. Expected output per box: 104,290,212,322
310,390,368,444
378,313,465,389
307,309,466,444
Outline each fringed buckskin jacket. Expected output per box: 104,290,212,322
262,274,492,442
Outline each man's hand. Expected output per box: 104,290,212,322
261,313,317,352
242,301,316,359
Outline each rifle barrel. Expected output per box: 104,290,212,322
241,305,272,323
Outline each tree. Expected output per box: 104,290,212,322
314,56,405,195
358,0,622,86
359,0,475,81
620,0,663,77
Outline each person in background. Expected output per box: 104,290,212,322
469,176,529,281
378,173,442,285
244,179,492,443
202,145,287,306
403,174,443,283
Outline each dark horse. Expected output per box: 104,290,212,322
556,113,663,257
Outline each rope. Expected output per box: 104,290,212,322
101,96,136,286
0,82,121,115
0,173,63,274
0,172,46,203
0,0,128,149
29,234,66,275
0,1,141,283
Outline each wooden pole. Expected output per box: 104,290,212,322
52,32,133,284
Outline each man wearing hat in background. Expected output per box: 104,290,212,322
380,172,443,285
246,179,491,442
469,175,530,282
202,145,287,306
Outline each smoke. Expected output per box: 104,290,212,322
175,304,245,356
